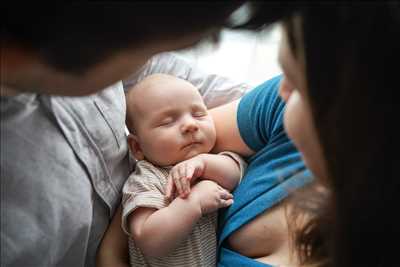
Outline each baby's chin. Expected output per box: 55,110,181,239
154,145,212,166
183,145,211,159
181,151,202,162
152,151,204,167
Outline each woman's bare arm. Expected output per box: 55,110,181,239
96,206,129,267
209,99,254,156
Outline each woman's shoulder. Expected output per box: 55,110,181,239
239,75,284,116
236,75,286,151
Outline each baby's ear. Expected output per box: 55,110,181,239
127,134,145,160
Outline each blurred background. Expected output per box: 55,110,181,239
176,23,282,87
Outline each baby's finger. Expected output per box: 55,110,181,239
165,176,174,200
186,165,195,181
165,177,171,199
172,172,184,197
220,199,234,208
178,165,186,180
182,166,195,196
219,189,233,200
180,180,189,198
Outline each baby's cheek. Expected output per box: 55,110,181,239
161,134,183,152
205,119,217,136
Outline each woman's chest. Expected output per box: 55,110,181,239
227,202,292,260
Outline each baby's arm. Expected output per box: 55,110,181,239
166,153,243,199
96,206,129,267
128,180,232,258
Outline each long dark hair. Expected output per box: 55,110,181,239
302,3,400,267
234,2,400,266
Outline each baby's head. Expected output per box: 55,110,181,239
126,73,216,166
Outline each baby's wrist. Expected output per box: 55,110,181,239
187,186,205,216
196,153,208,170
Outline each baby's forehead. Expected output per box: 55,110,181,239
127,74,204,113
140,73,183,87
138,74,199,96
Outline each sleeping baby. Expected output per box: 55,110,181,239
97,73,246,267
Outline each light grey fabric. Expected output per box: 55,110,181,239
123,52,252,109
1,83,131,267
1,53,251,267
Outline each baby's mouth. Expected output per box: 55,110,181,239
182,141,201,149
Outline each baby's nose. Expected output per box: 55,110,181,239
181,119,198,133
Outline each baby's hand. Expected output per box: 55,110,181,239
191,180,234,215
165,155,205,200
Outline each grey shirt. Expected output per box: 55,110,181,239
1,83,131,267
1,52,251,267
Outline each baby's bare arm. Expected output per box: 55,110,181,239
129,180,232,258
166,153,241,199
198,153,241,191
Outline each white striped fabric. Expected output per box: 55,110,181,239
122,152,246,267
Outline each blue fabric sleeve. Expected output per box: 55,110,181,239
236,75,285,152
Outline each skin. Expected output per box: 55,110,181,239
210,94,300,267
96,74,242,265
3,18,327,265
1,29,231,267
98,26,323,266
277,25,327,181
126,74,217,166
126,74,241,197
209,24,328,266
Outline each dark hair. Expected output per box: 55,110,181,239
234,2,400,267
3,2,243,74
301,3,400,267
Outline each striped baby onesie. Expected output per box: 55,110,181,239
122,152,246,267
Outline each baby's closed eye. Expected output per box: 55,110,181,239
192,111,207,117
158,117,175,126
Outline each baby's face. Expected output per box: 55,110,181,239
128,75,216,166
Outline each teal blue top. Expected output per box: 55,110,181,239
217,75,313,266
